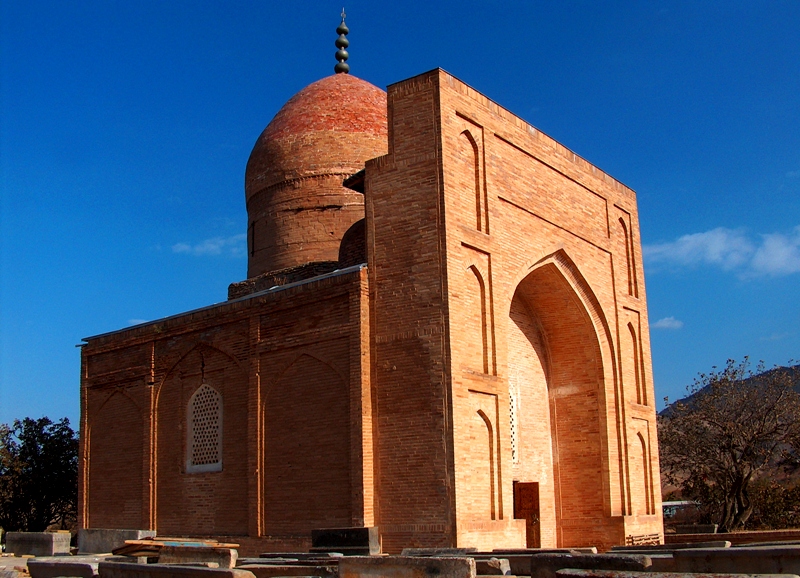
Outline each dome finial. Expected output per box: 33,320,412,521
334,8,350,74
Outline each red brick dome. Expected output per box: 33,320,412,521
245,74,388,201
244,74,388,278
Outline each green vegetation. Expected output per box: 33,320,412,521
0,417,78,532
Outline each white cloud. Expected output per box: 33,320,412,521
652,316,684,330
172,233,246,258
128,319,149,326
750,226,800,276
644,227,754,270
644,226,800,278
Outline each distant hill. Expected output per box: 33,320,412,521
659,364,800,418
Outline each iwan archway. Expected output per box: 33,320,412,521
507,257,610,548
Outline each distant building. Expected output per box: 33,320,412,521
79,24,662,553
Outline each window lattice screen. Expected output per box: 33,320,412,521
187,383,222,472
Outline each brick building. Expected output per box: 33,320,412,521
79,63,662,553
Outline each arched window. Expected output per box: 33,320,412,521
186,383,223,473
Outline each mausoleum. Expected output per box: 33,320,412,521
79,17,662,554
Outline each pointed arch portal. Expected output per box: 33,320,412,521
508,260,607,547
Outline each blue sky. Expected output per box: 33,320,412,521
1,1,798,426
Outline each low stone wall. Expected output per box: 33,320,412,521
665,529,800,546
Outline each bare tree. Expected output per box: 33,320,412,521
659,359,800,532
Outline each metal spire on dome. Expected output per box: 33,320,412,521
334,8,350,74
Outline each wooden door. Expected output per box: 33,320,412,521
514,481,541,547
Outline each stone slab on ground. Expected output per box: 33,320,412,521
78,530,156,555
473,555,532,577
339,556,475,578
236,556,344,567
474,558,511,575
0,556,30,578
491,550,598,555
531,554,652,578
611,542,731,552
310,529,378,556
646,555,677,573
236,564,337,578
554,570,797,578
475,554,592,577
28,556,106,578
672,546,800,574
104,557,150,565
159,548,237,569
401,549,478,557
6,533,71,557
257,555,343,561
98,561,256,578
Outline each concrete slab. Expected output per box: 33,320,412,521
530,554,652,578
339,556,475,578
98,561,256,578
79,530,156,555
159,547,237,569
6,533,71,557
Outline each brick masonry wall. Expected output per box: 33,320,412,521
432,69,661,549
246,173,366,276
80,269,370,545
364,71,456,553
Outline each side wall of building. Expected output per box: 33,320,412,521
79,269,371,552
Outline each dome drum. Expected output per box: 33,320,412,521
245,74,388,278
246,174,365,278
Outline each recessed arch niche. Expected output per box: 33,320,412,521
507,260,606,547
